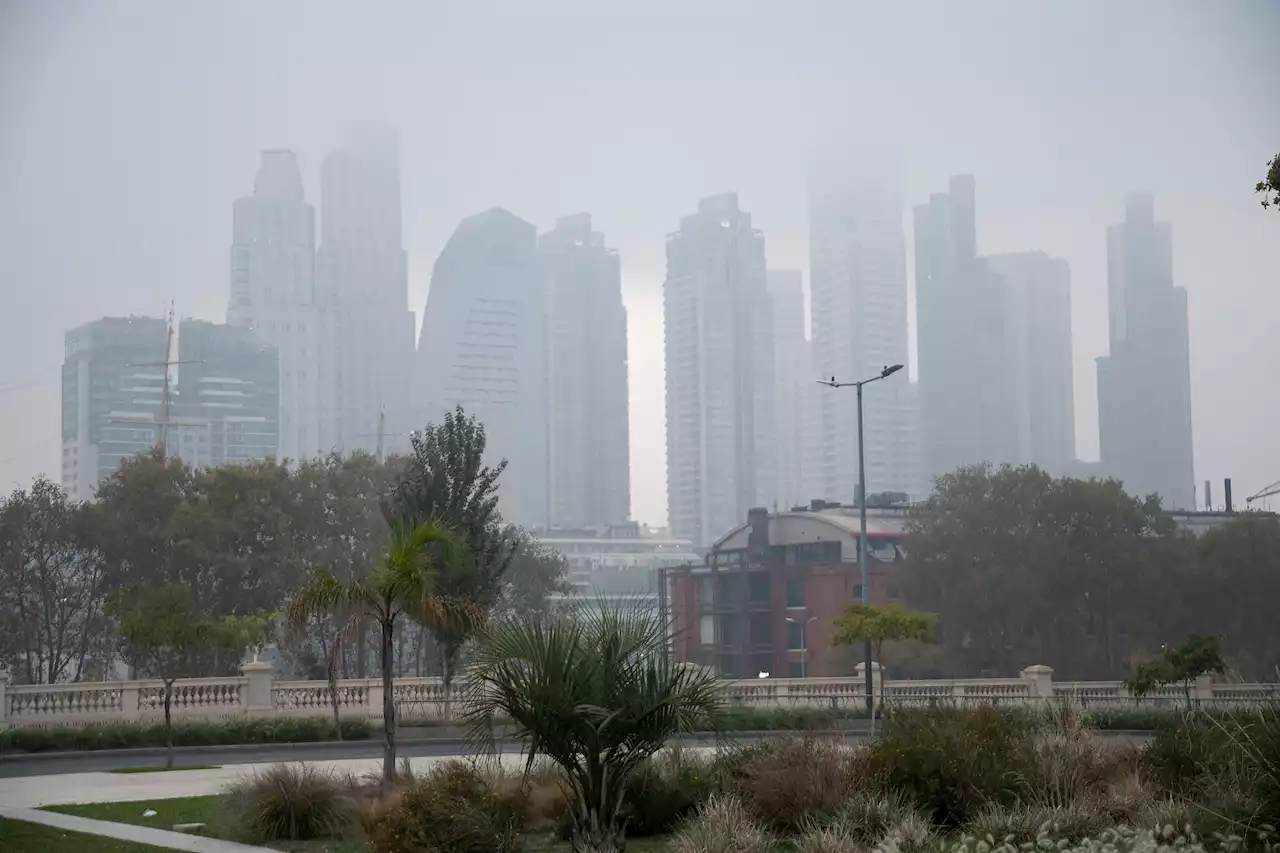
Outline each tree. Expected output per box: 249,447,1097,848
0,478,111,683
1126,635,1226,707
106,583,271,767
391,406,518,687
501,529,573,619
463,600,725,853
1257,152,1279,210
288,519,478,785
832,602,937,729
1190,514,1280,680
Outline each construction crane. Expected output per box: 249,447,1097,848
1246,478,1280,506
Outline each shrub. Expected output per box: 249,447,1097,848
668,795,775,853
865,706,1032,828
620,747,717,836
366,760,523,853
1014,730,1133,808
229,762,356,842
724,737,865,833
963,800,1111,845
826,790,929,846
0,717,371,754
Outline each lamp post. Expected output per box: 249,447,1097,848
819,364,904,715
785,614,818,678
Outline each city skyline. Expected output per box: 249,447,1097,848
5,2,1278,524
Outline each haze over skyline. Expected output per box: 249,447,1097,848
2,0,1278,523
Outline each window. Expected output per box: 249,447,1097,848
786,579,805,608
748,572,771,603
699,615,715,646
699,576,715,605
749,613,772,645
787,619,805,650
752,653,773,677
887,585,901,600
789,662,805,678
852,584,864,601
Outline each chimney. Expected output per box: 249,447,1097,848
1225,479,1234,514
1204,480,1212,511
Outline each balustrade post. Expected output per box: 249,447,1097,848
1193,673,1215,703
121,681,142,722
0,669,8,729
856,662,882,712
241,661,275,714
368,678,385,722
1021,664,1055,702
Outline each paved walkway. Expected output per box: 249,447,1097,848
0,803,276,851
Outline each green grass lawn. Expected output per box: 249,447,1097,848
108,764,221,774
0,816,175,852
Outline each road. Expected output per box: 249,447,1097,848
0,729,1153,778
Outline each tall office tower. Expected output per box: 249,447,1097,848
914,175,1018,482
175,319,280,468
539,213,631,528
416,208,549,527
316,122,416,456
767,270,813,509
808,160,921,503
1096,194,1194,508
663,193,775,547
987,252,1077,475
228,149,322,460
62,316,169,501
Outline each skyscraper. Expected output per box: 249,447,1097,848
228,149,321,460
987,252,1076,475
914,176,1018,481
767,269,813,509
664,193,775,546
416,208,549,527
540,213,630,528
808,160,921,502
316,122,416,456
1096,193,1194,508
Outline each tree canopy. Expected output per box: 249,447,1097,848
1257,152,1279,210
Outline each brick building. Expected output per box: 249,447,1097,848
663,501,909,679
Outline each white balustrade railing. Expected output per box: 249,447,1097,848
1,663,1275,730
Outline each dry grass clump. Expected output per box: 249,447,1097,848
667,794,776,853
723,736,868,832
228,762,357,842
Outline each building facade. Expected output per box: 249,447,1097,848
987,252,1077,475
316,122,416,456
415,208,549,527
535,522,696,605
1096,194,1195,509
809,160,921,502
539,214,630,528
766,270,813,511
664,193,776,547
914,176,1018,482
228,149,322,461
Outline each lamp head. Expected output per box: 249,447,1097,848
881,364,904,378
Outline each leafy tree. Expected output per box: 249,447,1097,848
501,529,573,619
1126,635,1226,707
391,406,518,687
463,600,724,853
1258,152,1279,210
1190,514,1280,680
106,583,272,767
832,602,937,729
288,519,479,785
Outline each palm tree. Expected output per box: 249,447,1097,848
288,519,478,784
462,599,725,853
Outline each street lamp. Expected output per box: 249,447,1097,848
818,364,905,715
785,614,818,678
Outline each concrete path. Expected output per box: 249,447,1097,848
0,803,275,851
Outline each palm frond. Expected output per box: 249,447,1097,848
286,572,370,629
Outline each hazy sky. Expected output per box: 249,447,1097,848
2,0,1278,524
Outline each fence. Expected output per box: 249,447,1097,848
2,662,1276,729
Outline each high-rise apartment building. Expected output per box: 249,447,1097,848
914,176,1018,481
987,252,1076,475
316,122,416,456
808,161,921,502
663,193,775,546
416,208,549,527
539,214,630,528
767,270,813,509
1096,193,1194,508
61,316,279,501
228,150,322,461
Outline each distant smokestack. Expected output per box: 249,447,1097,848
1225,479,1234,513
1204,481,1212,511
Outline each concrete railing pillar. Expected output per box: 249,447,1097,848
121,682,142,722
855,661,883,710
1021,664,1055,701
368,678,385,721
241,661,275,713
0,669,9,729
1193,673,1215,702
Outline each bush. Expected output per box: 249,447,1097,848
963,800,1111,845
366,760,523,853
796,798,935,853
0,717,371,753
865,706,1032,828
1014,730,1133,808
620,747,717,836
229,762,356,842
715,706,867,731
667,795,775,853
723,737,865,833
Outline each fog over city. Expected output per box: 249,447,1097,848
1,0,1277,526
